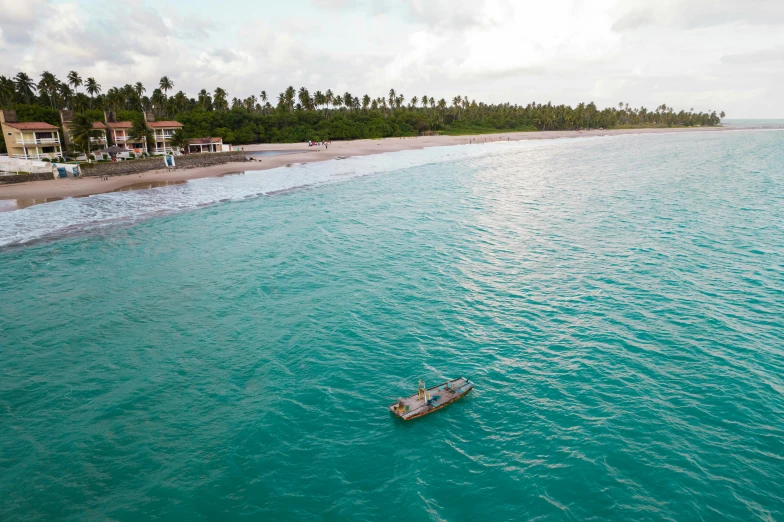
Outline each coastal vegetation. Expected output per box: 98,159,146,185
0,71,725,153
67,113,103,162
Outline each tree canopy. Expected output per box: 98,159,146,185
0,70,725,154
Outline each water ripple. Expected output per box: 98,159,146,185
1,130,783,520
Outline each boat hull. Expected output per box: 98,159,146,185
389,377,474,420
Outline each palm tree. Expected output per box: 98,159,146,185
325,89,334,111
260,90,267,104
197,89,212,110
0,75,15,106
67,71,82,94
284,86,296,114
159,76,173,97
244,95,257,112
69,112,102,161
298,87,310,110
452,96,462,120
314,91,325,111
14,72,37,104
158,77,173,117
169,129,188,152
134,82,146,98
105,87,122,111
362,94,370,111
38,71,60,109
150,88,165,115
388,89,396,110
170,91,189,114
214,87,228,111
58,82,73,109
129,118,154,152
85,77,101,109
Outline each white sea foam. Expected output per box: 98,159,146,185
1,140,553,248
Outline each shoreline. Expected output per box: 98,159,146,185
0,126,737,202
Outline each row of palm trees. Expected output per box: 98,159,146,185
190,86,448,116
234,86,450,115
0,71,177,116
1,70,725,135
0,70,479,120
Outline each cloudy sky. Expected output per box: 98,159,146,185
1,0,782,117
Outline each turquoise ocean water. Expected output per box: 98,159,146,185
1,130,783,520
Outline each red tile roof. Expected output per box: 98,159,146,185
148,121,183,128
4,122,59,130
105,121,133,129
188,137,223,144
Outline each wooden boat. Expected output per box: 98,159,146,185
389,377,474,420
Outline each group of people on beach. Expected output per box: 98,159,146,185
468,137,512,144
309,140,331,149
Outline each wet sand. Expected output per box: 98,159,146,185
0,127,732,202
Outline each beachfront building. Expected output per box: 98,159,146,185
59,110,108,153
103,111,147,155
0,110,63,160
87,122,108,149
143,111,183,154
187,137,223,153
106,121,148,154
149,121,183,154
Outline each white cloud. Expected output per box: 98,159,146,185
0,0,782,117
0,0,46,45
612,0,784,31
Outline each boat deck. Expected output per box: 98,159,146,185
389,377,473,420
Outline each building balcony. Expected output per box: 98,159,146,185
114,135,128,141
13,153,58,160
90,137,107,143
15,137,61,145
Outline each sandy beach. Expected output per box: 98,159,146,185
0,126,732,203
